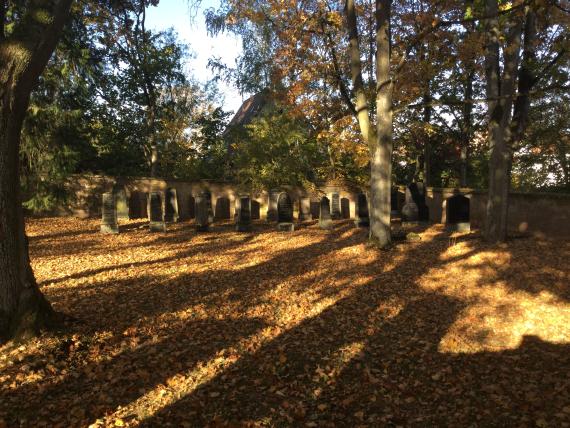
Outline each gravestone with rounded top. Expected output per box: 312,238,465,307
277,192,294,231
100,192,119,234
236,196,252,231
355,193,369,228
149,192,166,232
319,196,333,229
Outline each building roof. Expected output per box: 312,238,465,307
227,92,270,128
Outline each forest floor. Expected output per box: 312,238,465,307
1,217,569,427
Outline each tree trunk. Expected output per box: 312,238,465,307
422,91,431,186
483,0,522,243
460,69,473,187
369,0,393,248
0,0,73,342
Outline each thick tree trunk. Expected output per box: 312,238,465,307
369,0,393,248
344,0,392,247
0,0,73,342
422,92,431,186
0,106,53,341
460,70,473,187
483,0,522,243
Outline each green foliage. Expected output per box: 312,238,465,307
227,107,323,192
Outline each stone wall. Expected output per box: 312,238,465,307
60,175,363,222
394,186,570,238
61,175,570,237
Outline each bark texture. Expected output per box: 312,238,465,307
483,0,522,243
370,0,393,248
345,0,393,248
0,0,73,342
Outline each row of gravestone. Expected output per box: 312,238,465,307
101,188,372,233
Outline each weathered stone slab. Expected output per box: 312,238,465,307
188,195,196,219
195,193,211,232
114,186,129,220
236,196,252,232
215,197,231,220
355,193,369,228
149,192,166,232
164,188,179,223
128,191,146,219
403,183,429,222
445,194,470,232
330,192,341,219
267,189,279,222
277,192,294,231
319,196,333,229
101,192,119,234
341,197,350,219
299,197,312,221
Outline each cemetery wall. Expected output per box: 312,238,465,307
411,187,570,237
60,174,362,221
60,175,569,237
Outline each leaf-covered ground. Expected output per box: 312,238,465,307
1,217,569,427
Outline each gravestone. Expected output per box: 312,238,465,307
251,200,261,220
205,191,214,224
164,188,179,223
402,183,429,222
414,182,429,221
188,195,196,219
100,192,119,234
277,192,294,231
236,196,252,231
215,197,231,220
341,198,350,219
195,193,210,232
113,185,129,220
310,201,320,219
128,191,145,219
267,189,279,222
299,197,312,221
149,192,166,232
355,193,369,228
319,196,333,229
391,188,400,216
446,194,470,232
330,192,341,219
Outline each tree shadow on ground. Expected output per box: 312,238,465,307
4,220,568,426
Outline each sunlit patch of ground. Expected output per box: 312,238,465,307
0,217,569,427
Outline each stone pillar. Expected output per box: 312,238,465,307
149,192,166,232
101,192,119,234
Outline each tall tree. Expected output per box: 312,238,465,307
345,0,393,247
0,0,74,341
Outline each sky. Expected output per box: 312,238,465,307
146,0,244,113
